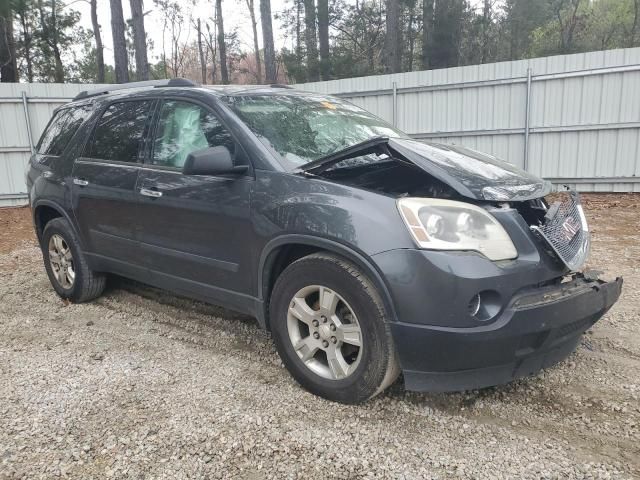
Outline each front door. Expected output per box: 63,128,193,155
134,99,254,304
72,99,155,266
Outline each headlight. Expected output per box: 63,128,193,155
397,198,517,261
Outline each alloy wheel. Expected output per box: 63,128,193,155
287,285,363,380
48,234,75,289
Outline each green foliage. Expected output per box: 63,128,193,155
5,0,640,84
71,42,116,84
280,48,308,83
323,0,387,78
529,0,640,56
320,0,640,79
149,60,169,80
12,0,89,82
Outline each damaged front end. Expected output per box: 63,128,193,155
296,135,623,392
297,137,552,202
298,136,594,273
530,190,590,271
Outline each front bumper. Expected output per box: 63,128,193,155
388,272,622,392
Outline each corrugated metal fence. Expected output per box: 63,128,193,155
1,48,640,206
299,47,640,193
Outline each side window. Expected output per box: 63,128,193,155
86,100,152,162
151,100,235,168
37,105,91,156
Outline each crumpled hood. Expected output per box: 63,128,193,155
388,138,551,201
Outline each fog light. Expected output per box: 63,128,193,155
468,290,502,322
467,293,481,316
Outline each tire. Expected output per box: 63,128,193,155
41,217,106,303
270,253,400,404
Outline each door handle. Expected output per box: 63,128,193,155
73,178,89,186
140,188,163,198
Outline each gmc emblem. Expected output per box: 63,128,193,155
561,217,581,241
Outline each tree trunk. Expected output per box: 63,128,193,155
197,18,207,84
170,20,180,76
431,0,464,68
508,14,517,59
406,8,415,71
260,0,277,83
36,0,63,81
0,2,18,82
384,0,401,73
161,18,168,78
295,0,302,63
203,22,217,83
246,0,262,83
303,0,319,81
18,10,33,82
129,0,149,80
50,0,64,82
630,0,640,47
216,0,229,84
110,0,129,83
421,0,433,69
481,0,491,63
556,0,581,53
36,0,52,78
90,0,105,83
565,0,582,51
317,0,330,80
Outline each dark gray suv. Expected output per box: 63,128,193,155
27,79,622,404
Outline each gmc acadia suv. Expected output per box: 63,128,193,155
27,79,622,403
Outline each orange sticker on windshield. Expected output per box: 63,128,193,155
320,101,337,110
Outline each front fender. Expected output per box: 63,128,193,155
257,234,400,328
251,171,417,329
252,171,414,255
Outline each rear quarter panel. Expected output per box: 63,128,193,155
28,103,99,242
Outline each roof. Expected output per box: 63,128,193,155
72,78,300,102
201,84,296,95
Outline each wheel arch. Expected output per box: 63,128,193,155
33,200,82,248
258,235,398,331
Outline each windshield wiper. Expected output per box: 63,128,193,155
294,136,390,174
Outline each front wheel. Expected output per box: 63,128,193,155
270,253,400,404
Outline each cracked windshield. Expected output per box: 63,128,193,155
224,94,406,169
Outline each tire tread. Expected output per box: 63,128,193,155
271,252,400,403
42,218,106,303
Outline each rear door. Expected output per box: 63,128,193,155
72,99,156,266
134,98,254,302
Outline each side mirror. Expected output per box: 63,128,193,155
182,146,248,176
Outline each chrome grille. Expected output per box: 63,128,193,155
532,190,590,271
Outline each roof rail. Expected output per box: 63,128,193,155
73,78,198,101
270,84,293,89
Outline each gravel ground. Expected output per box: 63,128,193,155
0,195,639,479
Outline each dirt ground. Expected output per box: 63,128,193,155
0,194,638,479
0,207,33,254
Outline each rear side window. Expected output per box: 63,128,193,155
37,105,91,156
86,100,153,162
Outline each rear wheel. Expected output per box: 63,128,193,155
270,253,400,404
42,218,106,303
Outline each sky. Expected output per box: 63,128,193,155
74,0,292,65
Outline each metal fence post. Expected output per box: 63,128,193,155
21,91,35,155
392,81,398,127
523,68,532,171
